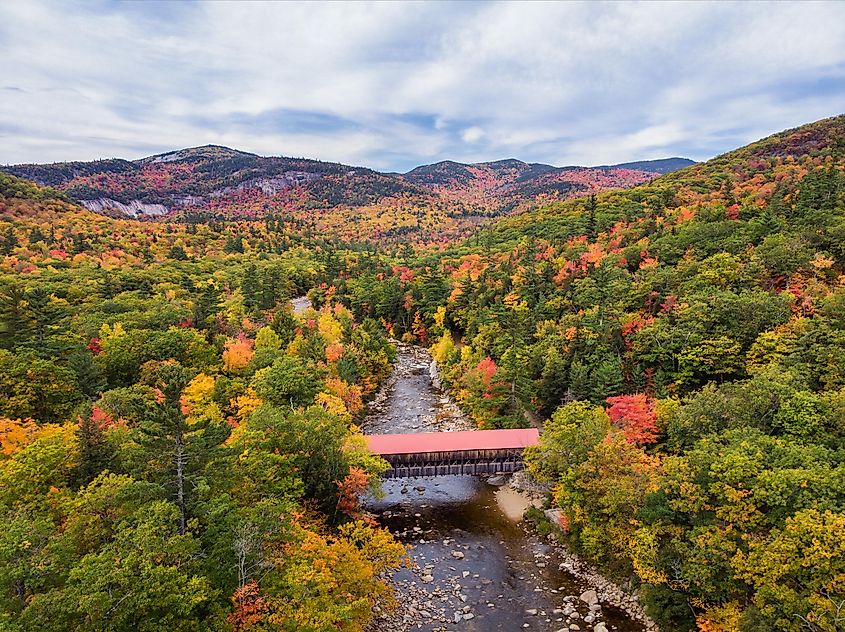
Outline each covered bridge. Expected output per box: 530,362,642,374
366,428,540,478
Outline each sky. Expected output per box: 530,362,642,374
1,1,844,172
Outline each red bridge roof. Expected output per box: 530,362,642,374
366,428,540,455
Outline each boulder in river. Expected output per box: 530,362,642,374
579,589,599,607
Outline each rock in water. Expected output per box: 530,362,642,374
579,589,598,607
487,475,508,486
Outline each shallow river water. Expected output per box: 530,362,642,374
363,345,644,632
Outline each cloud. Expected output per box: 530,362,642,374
461,127,485,143
0,1,843,170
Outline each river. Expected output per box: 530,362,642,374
363,344,646,632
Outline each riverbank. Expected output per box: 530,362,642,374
506,474,658,629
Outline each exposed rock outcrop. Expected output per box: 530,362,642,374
80,198,168,217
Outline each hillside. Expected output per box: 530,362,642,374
326,113,845,631
2,145,381,214
1,147,688,245
0,160,417,630
402,157,663,212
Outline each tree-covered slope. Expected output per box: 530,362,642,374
0,175,408,631
326,113,845,631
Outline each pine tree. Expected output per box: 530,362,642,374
193,280,222,331
585,194,597,238
0,226,19,255
71,233,91,252
28,226,46,245
168,244,188,261
260,268,277,310
23,286,64,355
224,234,244,254
241,263,261,313
568,358,591,401
270,308,298,347
138,362,229,534
539,348,568,412
0,283,31,349
73,404,113,487
67,349,106,397
590,357,624,402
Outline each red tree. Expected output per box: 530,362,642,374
228,580,268,631
605,394,658,445
336,467,370,517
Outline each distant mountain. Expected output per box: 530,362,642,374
404,158,559,188
2,145,386,217
137,144,257,164
603,157,696,174
1,147,677,242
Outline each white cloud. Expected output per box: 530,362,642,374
0,1,843,169
461,127,484,143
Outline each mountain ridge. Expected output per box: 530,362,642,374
0,148,686,242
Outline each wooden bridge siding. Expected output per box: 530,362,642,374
378,447,527,479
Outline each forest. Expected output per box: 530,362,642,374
1,114,844,631
0,173,407,630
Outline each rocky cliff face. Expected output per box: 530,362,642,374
215,172,321,197
80,198,168,217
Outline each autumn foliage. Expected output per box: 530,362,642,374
336,467,371,517
228,581,268,632
605,394,659,445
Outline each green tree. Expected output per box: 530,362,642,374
241,263,261,313
19,501,213,632
252,356,322,408
135,362,230,534
248,405,349,516
0,350,83,423
0,283,30,350
192,281,222,332
167,244,188,261
255,326,282,351
525,400,611,482
0,226,19,255
72,405,115,488
21,286,66,355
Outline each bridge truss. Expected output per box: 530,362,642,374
380,447,527,478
